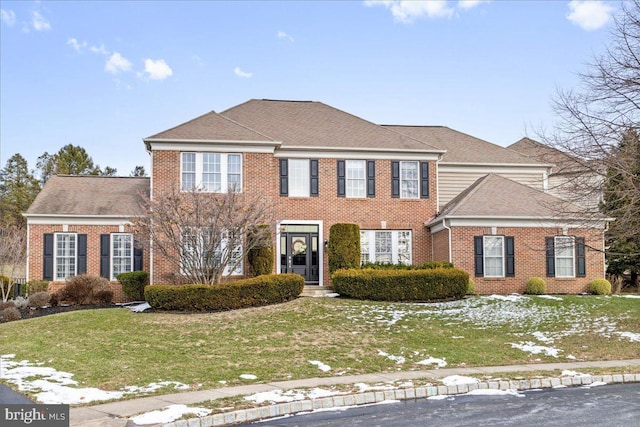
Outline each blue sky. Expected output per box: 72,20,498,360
0,1,617,177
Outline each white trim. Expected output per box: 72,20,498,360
276,220,324,286
26,216,135,226
180,152,243,193
275,149,440,160
440,162,553,170
345,160,366,199
288,159,310,198
399,161,419,199
426,216,610,230
435,161,440,211
26,224,30,281
110,233,134,280
554,236,576,278
147,141,278,153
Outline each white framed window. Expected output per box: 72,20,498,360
360,230,412,265
483,236,504,278
111,233,133,280
555,236,575,278
54,233,77,281
180,228,243,276
346,160,366,198
181,152,242,193
289,159,310,197
400,161,419,199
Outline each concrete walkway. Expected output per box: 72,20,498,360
70,359,640,427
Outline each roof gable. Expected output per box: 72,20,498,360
508,137,586,174
385,125,542,165
26,175,150,217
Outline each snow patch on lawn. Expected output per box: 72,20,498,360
240,374,257,380
532,331,554,343
245,388,340,404
617,331,640,342
487,294,524,302
308,360,331,372
441,375,479,386
130,404,211,425
416,357,447,368
378,350,405,364
0,355,190,405
561,370,589,377
510,342,561,358
536,295,563,301
615,295,640,299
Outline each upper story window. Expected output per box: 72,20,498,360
400,161,419,199
55,233,77,280
346,160,366,198
181,152,242,193
289,159,310,197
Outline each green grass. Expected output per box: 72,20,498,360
1,295,638,395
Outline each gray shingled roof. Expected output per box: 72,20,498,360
508,137,586,174
434,174,592,219
384,125,542,164
26,175,149,216
221,100,443,152
146,110,274,142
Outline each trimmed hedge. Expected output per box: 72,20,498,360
526,277,546,295
328,223,360,274
332,268,468,302
117,271,149,301
361,261,454,270
144,274,305,311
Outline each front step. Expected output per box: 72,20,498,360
300,285,335,297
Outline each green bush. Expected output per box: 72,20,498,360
27,280,50,295
332,268,468,302
361,261,454,270
467,278,475,295
328,223,360,274
116,271,149,301
526,277,546,295
60,274,112,305
145,274,305,311
248,226,274,277
589,278,612,295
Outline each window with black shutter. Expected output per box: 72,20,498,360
367,160,375,198
337,160,346,197
420,162,430,199
310,159,319,197
279,159,288,196
391,161,400,198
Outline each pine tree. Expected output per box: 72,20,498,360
0,154,41,227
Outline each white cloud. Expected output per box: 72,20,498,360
234,66,253,78
105,52,132,74
277,30,294,41
141,58,173,80
67,38,87,53
365,0,454,22
90,44,109,55
31,10,50,31
1,9,16,26
567,0,613,31
458,0,490,10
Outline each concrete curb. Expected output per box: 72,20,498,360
164,372,640,427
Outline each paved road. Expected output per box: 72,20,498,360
0,384,33,404
248,383,640,427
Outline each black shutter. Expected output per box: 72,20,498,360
43,234,54,281
337,160,346,197
134,240,143,272
367,160,375,198
505,236,515,277
77,234,87,275
100,234,111,279
420,161,430,199
546,237,555,277
474,236,484,277
310,159,319,197
391,161,400,198
575,237,586,277
279,159,288,196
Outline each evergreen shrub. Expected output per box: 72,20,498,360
328,223,360,274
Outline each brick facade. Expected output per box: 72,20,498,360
431,225,605,294
28,224,148,302
151,150,438,286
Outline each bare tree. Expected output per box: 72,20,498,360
0,225,27,302
132,187,273,285
541,0,640,243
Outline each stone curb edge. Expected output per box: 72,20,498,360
162,373,640,427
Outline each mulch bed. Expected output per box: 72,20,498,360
2,304,122,322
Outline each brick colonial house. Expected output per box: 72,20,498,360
24,99,610,300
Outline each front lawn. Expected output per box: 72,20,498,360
1,294,638,400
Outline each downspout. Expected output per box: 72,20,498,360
26,220,30,281
442,218,452,263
